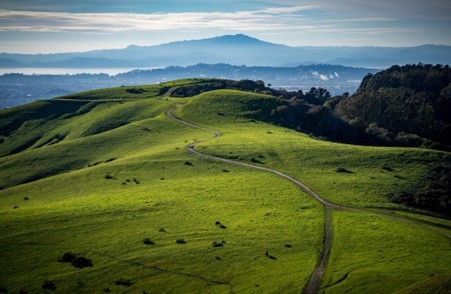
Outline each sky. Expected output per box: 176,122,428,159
0,0,450,53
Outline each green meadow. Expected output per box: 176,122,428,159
0,80,450,293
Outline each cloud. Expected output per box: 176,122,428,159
0,5,415,35
260,5,320,14
0,1,449,48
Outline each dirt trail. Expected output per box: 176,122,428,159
166,108,335,293
166,106,451,293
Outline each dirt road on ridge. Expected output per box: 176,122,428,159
166,108,335,294
166,105,451,293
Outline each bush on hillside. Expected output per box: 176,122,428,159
388,161,451,216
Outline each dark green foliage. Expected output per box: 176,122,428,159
170,79,266,97
176,239,186,244
41,280,56,291
337,64,451,150
215,221,227,229
269,100,362,144
71,256,93,268
212,241,225,247
58,252,93,268
0,286,8,293
143,238,155,246
125,88,145,94
382,166,394,172
58,251,76,263
114,279,132,287
335,167,353,173
184,161,193,166
388,160,451,216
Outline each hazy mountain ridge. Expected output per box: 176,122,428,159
0,63,379,109
1,34,450,68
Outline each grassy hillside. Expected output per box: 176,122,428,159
0,80,450,293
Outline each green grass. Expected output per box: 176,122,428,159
0,83,323,293
1,154,323,293
0,84,450,293
395,273,451,294
59,78,220,101
321,210,451,293
175,90,447,211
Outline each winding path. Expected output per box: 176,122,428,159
166,105,451,293
167,108,335,294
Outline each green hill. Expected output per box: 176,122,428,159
0,79,450,293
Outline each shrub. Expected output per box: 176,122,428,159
184,161,193,166
58,251,76,263
114,279,132,287
212,242,223,247
382,165,394,171
335,167,353,173
41,280,56,291
58,252,93,268
176,239,186,244
143,238,155,246
215,221,227,229
126,88,144,94
71,256,93,268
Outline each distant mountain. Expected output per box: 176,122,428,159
1,34,450,68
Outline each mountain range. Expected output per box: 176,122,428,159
1,34,450,68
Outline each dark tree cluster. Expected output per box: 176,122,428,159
170,79,266,97
388,161,451,217
336,64,451,150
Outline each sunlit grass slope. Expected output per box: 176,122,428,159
0,81,323,293
176,90,449,212
323,210,451,293
1,82,449,293
175,89,451,293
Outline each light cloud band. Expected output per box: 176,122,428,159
0,7,409,34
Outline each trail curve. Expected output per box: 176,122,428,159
166,105,451,293
166,108,334,294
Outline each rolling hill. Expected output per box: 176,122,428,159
0,79,450,293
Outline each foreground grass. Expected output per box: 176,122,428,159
321,210,451,293
175,89,451,292
0,85,323,293
1,84,450,293
1,155,323,293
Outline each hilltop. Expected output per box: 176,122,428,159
0,63,379,109
0,77,450,293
